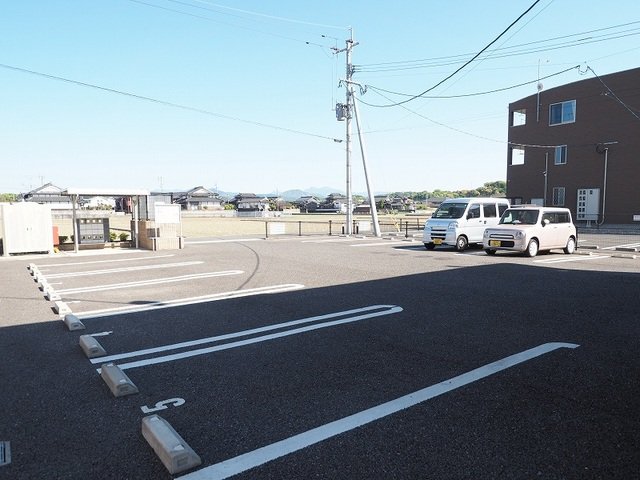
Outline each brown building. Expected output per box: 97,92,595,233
506,67,640,224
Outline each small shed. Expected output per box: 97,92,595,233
62,188,150,253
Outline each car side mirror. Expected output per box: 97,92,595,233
542,218,550,226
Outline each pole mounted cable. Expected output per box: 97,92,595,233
371,0,543,108
0,62,340,142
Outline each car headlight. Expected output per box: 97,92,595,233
447,221,458,230
483,230,490,238
515,231,525,239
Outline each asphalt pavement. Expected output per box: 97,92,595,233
0,237,638,479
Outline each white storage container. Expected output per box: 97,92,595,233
0,203,53,256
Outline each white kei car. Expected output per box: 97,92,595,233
483,206,577,257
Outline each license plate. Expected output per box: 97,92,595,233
489,240,501,247
433,239,442,245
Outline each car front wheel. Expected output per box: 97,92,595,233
525,239,539,257
484,249,496,255
455,235,468,251
564,237,576,254
424,243,435,250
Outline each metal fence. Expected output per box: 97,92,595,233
260,217,640,253
262,218,428,238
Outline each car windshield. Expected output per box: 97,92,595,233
432,202,467,219
499,209,539,225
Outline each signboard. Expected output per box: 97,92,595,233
154,203,181,224
268,222,286,235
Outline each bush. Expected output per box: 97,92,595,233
109,232,117,241
58,235,68,244
119,233,129,242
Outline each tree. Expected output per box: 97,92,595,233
390,181,505,201
0,193,17,202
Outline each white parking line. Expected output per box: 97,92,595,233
187,238,263,244
91,305,398,366
106,305,403,371
77,284,305,318
534,255,610,264
56,270,243,294
302,238,363,243
45,261,203,279
177,342,579,480
36,254,175,269
350,241,408,248
602,242,640,250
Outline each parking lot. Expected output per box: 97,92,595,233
1,235,639,479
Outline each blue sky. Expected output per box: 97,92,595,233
1,0,639,195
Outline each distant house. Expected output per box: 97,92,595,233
267,196,287,211
230,193,270,213
375,194,415,212
427,197,446,208
353,204,371,214
174,186,224,211
19,183,73,209
85,196,116,210
320,193,348,213
294,195,321,213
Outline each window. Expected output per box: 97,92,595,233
511,109,526,126
468,204,480,219
510,146,525,165
554,145,567,165
483,203,497,218
549,100,576,125
542,212,554,224
552,187,566,206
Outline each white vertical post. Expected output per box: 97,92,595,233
352,88,381,237
72,194,79,254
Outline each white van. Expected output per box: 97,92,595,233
423,197,510,251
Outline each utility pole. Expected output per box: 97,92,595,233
334,29,357,235
351,84,381,237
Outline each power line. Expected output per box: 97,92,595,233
355,21,640,72
587,65,640,121
126,0,332,48
0,63,340,142
364,65,580,101
356,88,506,144
185,0,347,30
367,0,543,108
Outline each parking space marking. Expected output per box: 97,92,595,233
56,270,244,294
44,261,203,279
36,254,175,269
177,342,579,480
187,239,263,244
350,241,408,248
302,238,363,243
77,284,305,318
534,255,610,264
91,305,399,366
602,242,640,250
100,305,403,372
